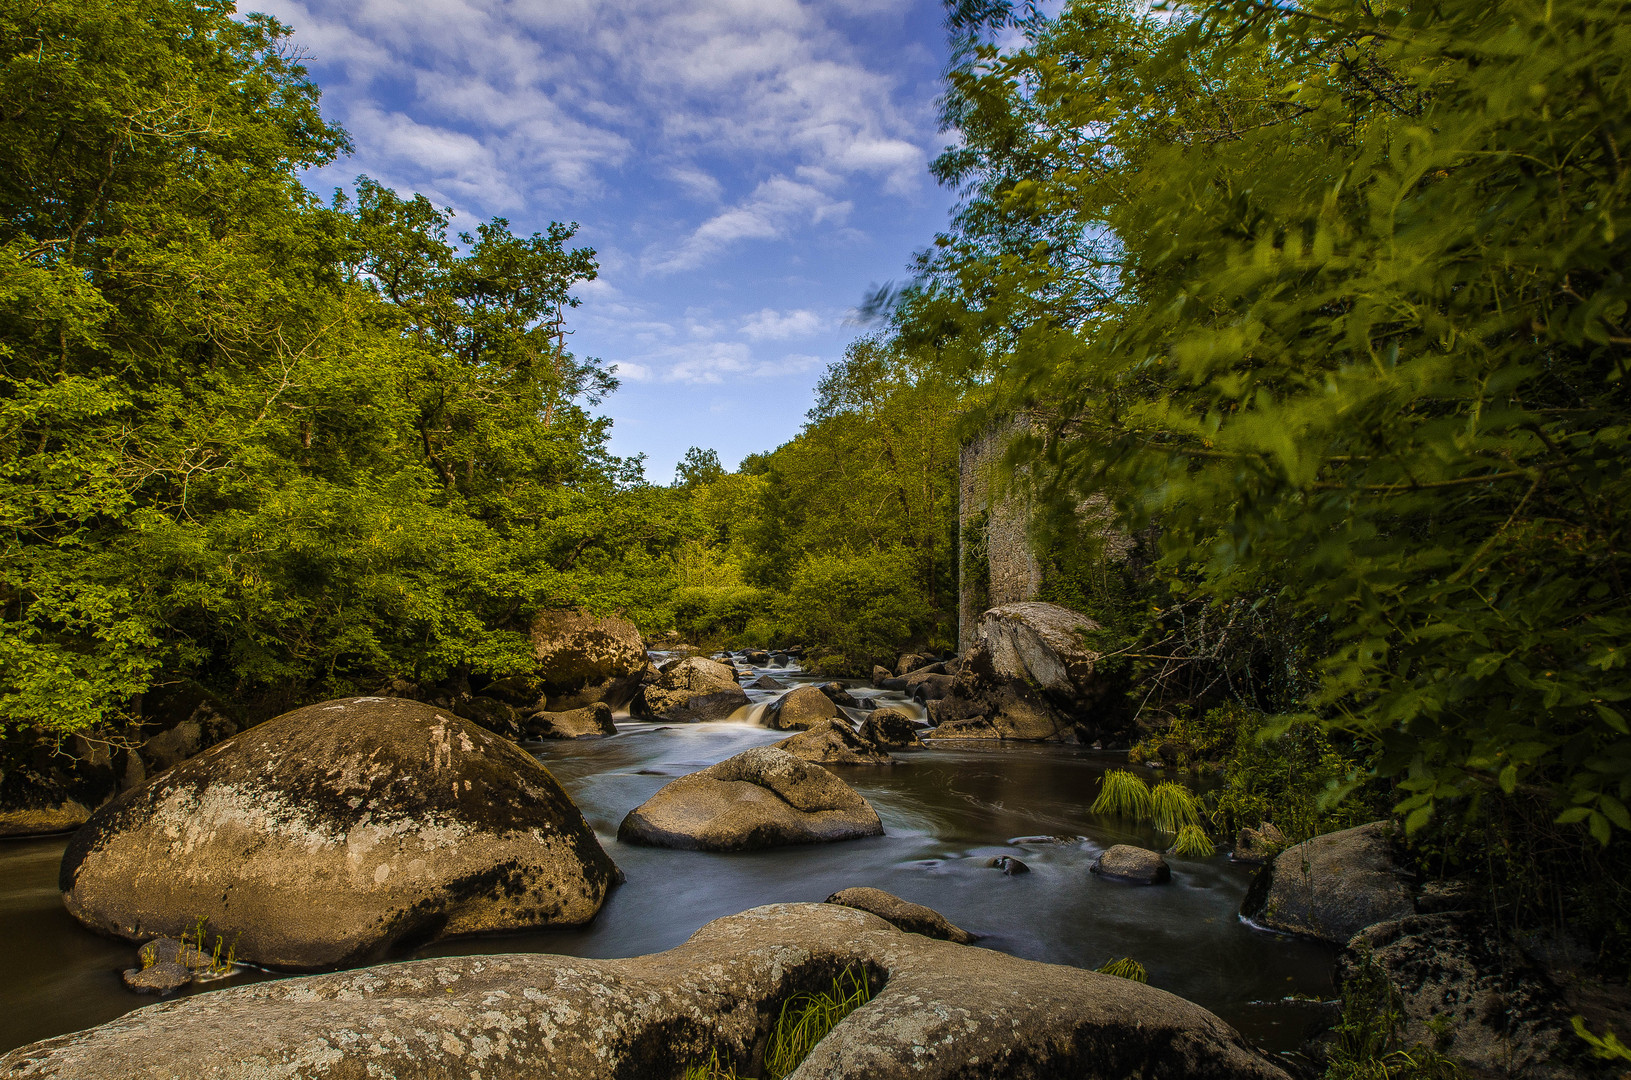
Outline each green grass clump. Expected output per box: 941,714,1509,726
764,967,873,1080
679,966,874,1080
1151,781,1203,834
1167,823,1216,858
1095,957,1148,983
1091,769,1152,822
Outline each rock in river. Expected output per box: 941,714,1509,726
59,696,620,971
617,746,883,851
529,607,648,710
0,903,1293,1080
1091,845,1171,884
1240,821,1413,943
858,707,920,748
765,684,842,730
825,886,976,943
631,656,748,722
523,702,616,739
774,719,893,765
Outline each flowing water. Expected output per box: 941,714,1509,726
0,658,1337,1058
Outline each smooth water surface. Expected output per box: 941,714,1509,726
0,662,1336,1056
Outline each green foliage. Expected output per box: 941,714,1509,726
1167,823,1216,858
763,967,874,1080
1091,768,1153,821
672,586,774,646
1150,781,1202,834
1094,957,1148,983
1323,951,1465,1080
912,0,1631,846
1572,1016,1631,1062
776,551,927,675
0,0,667,735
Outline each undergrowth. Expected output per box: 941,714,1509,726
1322,951,1464,1080
1094,957,1148,983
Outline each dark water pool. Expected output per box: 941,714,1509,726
0,667,1336,1057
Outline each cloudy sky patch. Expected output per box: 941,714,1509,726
255,0,955,477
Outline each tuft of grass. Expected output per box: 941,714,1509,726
1150,780,1202,834
1167,823,1216,858
1323,950,1464,1080
1095,957,1148,983
679,966,874,1080
763,966,873,1080
1091,769,1152,822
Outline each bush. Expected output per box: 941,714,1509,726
671,586,775,646
777,551,929,675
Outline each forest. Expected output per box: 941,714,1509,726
2,0,1630,1077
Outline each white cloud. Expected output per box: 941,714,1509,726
739,308,824,340
611,361,654,381
645,177,852,273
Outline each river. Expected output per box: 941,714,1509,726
0,656,1337,1059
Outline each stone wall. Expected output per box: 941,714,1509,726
958,423,1042,654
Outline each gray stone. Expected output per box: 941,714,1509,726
1339,913,1591,1080
1091,844,1171,884
817,682,859,708
61,696,619,971
746,674,787,691
1233,821,1287,864
631,657,748,722
774,720,893,765
524,702,616,739
617,747,883,851
4,903,1292,1080
911,673,956,702
871,664,893,686
986,855,1030,875
894,653,934,676
529,608,647,710
1240,822,1414,943
451,694,523,739
765,684,842,730
0,800,89,838
858,708,920,749
825,886,976,943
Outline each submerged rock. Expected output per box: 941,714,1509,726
986,855,1031,876
1240,822,1413,943
2,903,1294,1080
529,608,647,710
60,696,620,970
1091,845,1171,884
617,746,883,851
825,886,976,944
631,657,748,723
120,960,190,995
765,684,842,730
774,719,893,765
524,702,616,739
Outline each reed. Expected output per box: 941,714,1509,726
1150,781,1203,834
763,967,873,1080
1090,769,1152,822
1095,957,1148,983
1167,823,1216,858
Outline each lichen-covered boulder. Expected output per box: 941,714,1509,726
825,886,976,943
617,747,883,851
774,719,893,765
524,703,616,740
1233,821,1287,864
765,684,842,730
1241,822,1413,943
0,903,1293,1080
60,697,619,970
631,657,748,722
529,608,647,710
1092,845,1171,884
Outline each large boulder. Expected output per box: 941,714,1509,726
765,684,843,730
617,747,883,851
825,886,976,944
927,602,1121,742
529,608,647,710
59,696,620,970
1338,913,1595,1080
774,719,893,765
631,657,748,722
523,703,616,740
1240,822,1414,943
0,903,1293,1080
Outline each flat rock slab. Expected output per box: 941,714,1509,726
0,903,1293,1080
1241,822,1413,943
618,746,882,851
60,696,619,970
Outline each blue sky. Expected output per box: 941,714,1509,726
253,0,961,481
